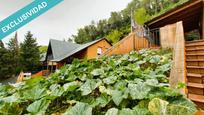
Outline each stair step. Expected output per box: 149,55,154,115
186,59,204,62
187,73,203,78
186,40,204,44
186,43,204,47
186,48,204,51
188,83,204,88
188,94,204,103
187,66,204,69
186,53,204,56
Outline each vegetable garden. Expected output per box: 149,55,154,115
0,49,197,115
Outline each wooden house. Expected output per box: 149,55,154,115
44,38,111,72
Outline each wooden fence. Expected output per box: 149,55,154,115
102,32,149,56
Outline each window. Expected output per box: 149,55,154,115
97,47,102,55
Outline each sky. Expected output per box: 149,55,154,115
0,0,132,46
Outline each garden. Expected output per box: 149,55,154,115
0,49,197,115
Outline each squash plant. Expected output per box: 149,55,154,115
0,49,197,115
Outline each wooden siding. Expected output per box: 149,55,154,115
73,49,88,59
103,32,149,56
169,21,187,94
160,24,176,48
56,62,65,69
32,70,50,78
85,39,112,59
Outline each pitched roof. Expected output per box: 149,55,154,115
48,39,81,61
52,38,109,61
48,38,110,62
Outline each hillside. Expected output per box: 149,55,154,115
0,49,197,114
72,0,189,44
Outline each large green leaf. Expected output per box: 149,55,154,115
79,79,102,95
145,79,159,87
133,107,150,115
168,98,197,115
63,102,92,115
27,98,51,114
111,90,123,106
0,102,22,115
91,69,104,76
119,108,134,115
21,85,47,100
167,104,196,115
96,93,111,107
149,55,161,64
0,94,19,103
128,82,151,99
148,98,169,115
0,85,15,97
49,84,64,97
105,108,119,115
114,81,127,91
103,76,117,85
63,81,81,92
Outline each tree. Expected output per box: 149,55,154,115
0,40,4,48
73,0,188,44
7,32,21,74
0,41,14,79
134,8,151,25
20,31,40,72
67,38,73,43
39,46,48,54
106,29,122,44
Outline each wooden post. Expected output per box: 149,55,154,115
169,21,186,95
133,33,136,51
51,61,53,73
202,1,204,39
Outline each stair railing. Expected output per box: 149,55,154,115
144,26,161,47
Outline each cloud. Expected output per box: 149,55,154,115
1,0,131,45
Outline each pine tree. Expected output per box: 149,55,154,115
7,32,20,55
0,41,13,79
20,31,40,72
0,40,4,48
67,38,73,43
7,32,21,75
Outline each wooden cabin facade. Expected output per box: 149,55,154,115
44,38,111,72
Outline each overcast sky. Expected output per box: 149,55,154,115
0,0,132,46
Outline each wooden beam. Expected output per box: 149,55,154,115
149,5,202,29
170,21,186,94
202,1,204,39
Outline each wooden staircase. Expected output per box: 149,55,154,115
186,40,204,109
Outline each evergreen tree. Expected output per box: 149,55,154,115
0,40,4,48
0,41,13,79
7,32,21,74
20,31,40,72
67,38,73,43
